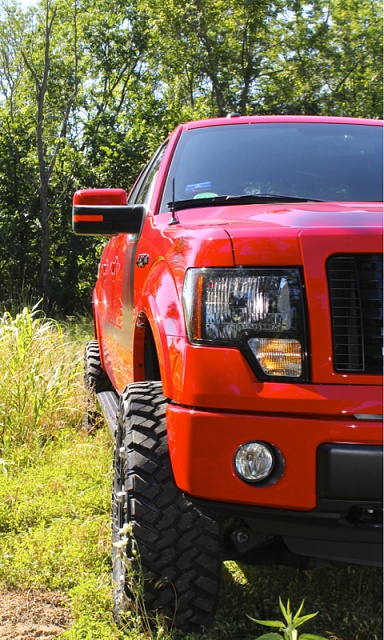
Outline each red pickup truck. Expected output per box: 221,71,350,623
73,115,383,631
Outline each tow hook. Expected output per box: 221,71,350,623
346,506,383,529
230,529,275,554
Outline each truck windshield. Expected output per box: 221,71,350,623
160,122,383,210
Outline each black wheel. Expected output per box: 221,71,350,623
84,340,113,430
112,381,223,632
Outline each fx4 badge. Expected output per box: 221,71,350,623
136,253,150,268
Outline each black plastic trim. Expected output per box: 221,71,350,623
317,443,383,501
189,496,382,566
72,204,145,236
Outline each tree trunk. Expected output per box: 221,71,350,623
21,0,78,312
39,181,50,312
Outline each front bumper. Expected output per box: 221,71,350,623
166,405,382,510
166,405,382,566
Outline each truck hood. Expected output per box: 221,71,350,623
175,202,383,266
177,201,382,228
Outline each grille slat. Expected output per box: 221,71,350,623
327,254,383,374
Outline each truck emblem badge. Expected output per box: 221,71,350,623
136,253,150,268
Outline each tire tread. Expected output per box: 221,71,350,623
113,381,222,631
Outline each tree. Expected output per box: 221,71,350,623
0,0,80,310
0,0,382,315
22,0,79,309
257,0,383,116
0,1,40,301
139,0,282,117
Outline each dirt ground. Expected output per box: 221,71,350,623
0,590,71,639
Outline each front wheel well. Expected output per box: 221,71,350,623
143,321,161,381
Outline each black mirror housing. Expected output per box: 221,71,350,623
72,189,145,236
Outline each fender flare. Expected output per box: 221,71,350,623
133,258,186,399
92,286,108,373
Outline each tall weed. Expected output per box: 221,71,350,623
0,305,82,457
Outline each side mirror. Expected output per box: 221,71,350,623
72,189,145,236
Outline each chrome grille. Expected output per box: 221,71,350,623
327,254,383,374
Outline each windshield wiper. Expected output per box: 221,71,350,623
168,193,324,211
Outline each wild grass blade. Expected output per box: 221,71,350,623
0,306,83,457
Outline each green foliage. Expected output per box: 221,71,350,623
260,0,383,117
0,305,82,457
0,0,382,314
249,598,327,639
0,427,115,633
61,576,116,639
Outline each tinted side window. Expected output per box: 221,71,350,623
129,142,167,205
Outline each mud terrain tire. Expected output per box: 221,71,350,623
84,340,113,429
112,381,222,631
84,340,113,394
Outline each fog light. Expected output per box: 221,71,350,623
234,442,275,482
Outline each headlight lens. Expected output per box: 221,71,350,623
183,268,307,380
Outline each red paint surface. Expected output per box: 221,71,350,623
77,116,383,508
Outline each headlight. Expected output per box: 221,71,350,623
182,268,308,380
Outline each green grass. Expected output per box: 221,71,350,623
0,308,382,639
0,305,82,458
